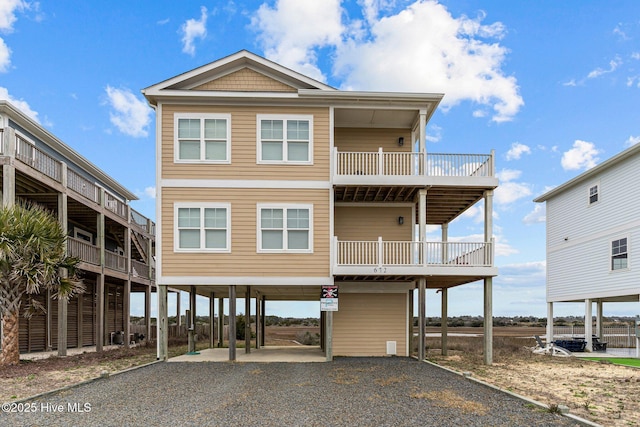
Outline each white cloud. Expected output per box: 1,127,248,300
252,0,343,82
0,37,9,72
333,1,523,122
624,135,640,147
181,6,208,56
157,18,170,25
144,186,156,199
253,1,523,122
0,0,25,31
0,86,39,121
587,56,622,79
505,142,531,161
104,86,152,138
494,168,532,205
561,140,600,171
523,204,545,225
425,124,442,143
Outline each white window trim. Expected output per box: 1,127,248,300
257,203,313,253
587,182,600,206
174,202,231,253
256,114,313,165
610,236,629,272
74,227,93,244
174,113,231,164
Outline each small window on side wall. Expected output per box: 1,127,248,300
611,237,628,270
588,184,599,205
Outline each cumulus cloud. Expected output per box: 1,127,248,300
587,56,622,79
104,86,153,138
181,6,208,56
0,0,28,72
523,204,545,225
0,37,9,72
252,0,343,82
505,142,531,161
561,140,600,171
624,135,640,147
252,1,523,122
144,186,156,199
494,169,532,205
0,86,39,122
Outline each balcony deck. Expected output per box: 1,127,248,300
333,238,497,287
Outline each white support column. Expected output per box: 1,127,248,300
229,285,236,361
585,299,593,352
484,190,493,243
418,279,426,361
596,300,604,340
546,302,554,344
188,285,196,353
144,285,151,344
441,288,448,356
418,110,426,153
157,285,168,360
483,277,493,365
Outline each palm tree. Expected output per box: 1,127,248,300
0,203,83,366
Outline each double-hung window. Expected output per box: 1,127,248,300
588,184,599,205
257,115,312,164
175,113,231,163
611,237,628,270
258,204,312,252
175,203,230,252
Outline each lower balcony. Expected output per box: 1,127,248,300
333,237,497,282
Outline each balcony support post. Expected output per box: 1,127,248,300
228,285,236,361
56,163,69,356
378,147,383,175
209,292,215,348
441,223,448,264
1,127,15,208
441,287,448,356
377,236,383,267
418,189,427,264
188,285,196,353
546,302,554,345
417,278,426,361
484,190,493,263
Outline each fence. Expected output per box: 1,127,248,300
553,325,636,348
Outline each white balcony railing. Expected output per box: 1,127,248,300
335,237,493,268
334,148,494,178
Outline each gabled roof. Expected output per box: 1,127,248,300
534,142,640,203
142,50,335,103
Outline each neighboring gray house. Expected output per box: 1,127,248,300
534,143,640,351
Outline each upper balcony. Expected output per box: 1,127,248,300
333,148,497,188
333,237,497,286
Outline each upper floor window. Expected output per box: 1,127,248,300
174,203,230,252
257,204,312,253
611,237,628,270
175,113,231,163
588,184,599,205
257,115,312,164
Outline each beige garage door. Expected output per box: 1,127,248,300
333,292,407,357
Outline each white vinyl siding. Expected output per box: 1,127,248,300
257,204,312,253
611,237,628,271
175,113,231,163
257,115,312,164
545,152,640,301
174,203,230,252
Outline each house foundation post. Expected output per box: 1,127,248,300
228,285,236,361
157,285,168,360
441,288,448,356
144,285,151,343
483,277,493,365
408,289,413,357
418,279,426,361
188,286,196,353
585,299,593,352
596,300,604,340
209,292,215,348
217,297,224,347
325,310,333,361
260,296,266,347
245,286,251,353
254,292,260,349
546,302,554,344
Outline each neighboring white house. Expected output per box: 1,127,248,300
534,142,640,352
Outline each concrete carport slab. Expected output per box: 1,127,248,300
168,345,326,362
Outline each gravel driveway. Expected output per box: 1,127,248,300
3,357,581,426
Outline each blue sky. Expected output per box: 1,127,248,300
1,1,639,319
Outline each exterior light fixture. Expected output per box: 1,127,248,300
398,216,404,225
398,137,404,146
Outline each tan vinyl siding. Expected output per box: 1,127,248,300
161,105,330,181
334,206,413,241
335,128,412,153
161,188,330,277
333,293,407,357
193,68,297,93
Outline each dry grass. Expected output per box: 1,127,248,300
410,389,489,415
374,374,409,386
426,336,640,427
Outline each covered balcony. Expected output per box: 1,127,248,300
333,237,497,286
